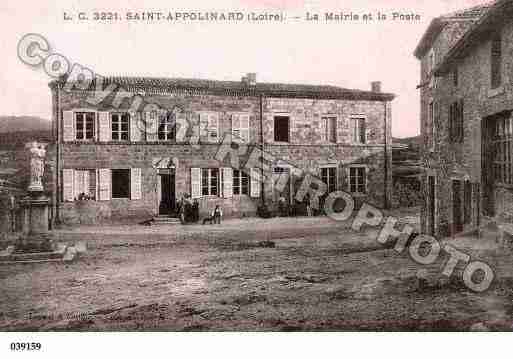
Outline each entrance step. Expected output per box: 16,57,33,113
151,216,181,226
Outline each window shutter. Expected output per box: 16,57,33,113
191,167,201,199
350,118,357,143
459,99,464,143
62,169,74,202
250,168,261,198
345,167,350,191
321,117,327,142
63,111,75,142
223,167,233,198
98,111,110,142
130,168,142,200
231,113,241,140
364,167,369,193
130,112,142,142
146,112,158,141
98,168,111,201
240,114,250,143
199,113,209,141
207,113,219,141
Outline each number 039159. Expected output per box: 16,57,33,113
10,342,41,351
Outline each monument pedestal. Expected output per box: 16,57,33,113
17,193,54,253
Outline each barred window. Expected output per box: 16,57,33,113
349,167,366,194
449,100,464,143
233,169,249,195
111,113,130,141
492,116,512,185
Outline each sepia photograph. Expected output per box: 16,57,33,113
1,0,512,356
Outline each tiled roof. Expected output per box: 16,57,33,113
52,75,395,101
413,1,494,58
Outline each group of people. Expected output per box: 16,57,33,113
177,194,222,225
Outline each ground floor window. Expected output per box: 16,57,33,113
202,168,219,196
349,167,366,194
112,169,130,199
321,167,337,193
74,169,96,200
233,169,249,195
491,115,513,185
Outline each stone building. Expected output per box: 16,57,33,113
415,0,513,237
49,74,394,224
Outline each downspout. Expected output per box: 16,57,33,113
383,100,389,209
259,93,265,204
55,83,61,224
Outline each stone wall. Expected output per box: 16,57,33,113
55,87,392,224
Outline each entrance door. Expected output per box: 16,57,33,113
428,176,435,236
159,171,176,216
452,180,463,234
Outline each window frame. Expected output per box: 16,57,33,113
273,115,290,143
74,111,96,141
348,166,367,194
350,116,367,144
74,168,97,201
233,169,250,196
111,112,130,142
322,115,337,143
201,168,220,197
491,115,513,186
321,166,337,193
158,112,176,141
111,169,131,199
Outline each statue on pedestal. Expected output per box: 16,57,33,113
26,142,46,193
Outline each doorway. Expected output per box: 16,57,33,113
158,169,176,216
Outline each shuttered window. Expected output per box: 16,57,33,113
232,113,250,143
449,100,464,143
75,112,95,140
322,116,337,143
201,168,219,196
199,113,219,142
349,167,366,194
233,169,250,195
74,169,96,200
351,117,366,144
111,113,130,141
491,33,502,89
492,115,513,185
321,167,337,193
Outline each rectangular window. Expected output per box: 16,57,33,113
74,169,96,200
233,169,250,195
158,113,176,141
111,113,130,141
201,168,219,196
351,117,366,144
274,116,290,142
75,112,95,140
453,67,459,87
111,169,130,199
492,115,513,185
491,33,502,89
322,116,337,143
449,100,464,143
232,114,250,143
321,167,337,193
464,180,472,225
349,167,366,194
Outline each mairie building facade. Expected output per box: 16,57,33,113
49,74,394,224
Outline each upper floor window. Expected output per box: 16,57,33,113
158,113,176,141
199,113,219,141
449,100,464,143
491,33,502,89
233,169,250,195
322,116,337,143
111,113,130,141
75,112,95,140
492,115,513,185
351,117,366,144
231,113,250,143
453,67,459,87
111,169,130,199
321,167,337,193
274,116,290,142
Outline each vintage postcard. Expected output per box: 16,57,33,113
1,0,512,356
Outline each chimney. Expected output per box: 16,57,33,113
371,81,382,93
242,72,257,86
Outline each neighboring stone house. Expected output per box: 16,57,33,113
415,0,513,237
49,74,394,224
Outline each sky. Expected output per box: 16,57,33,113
0,0,487,138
